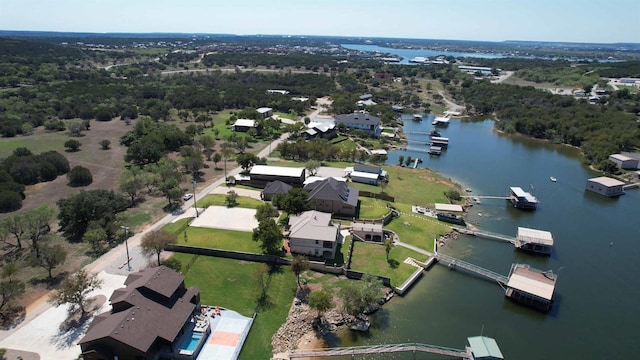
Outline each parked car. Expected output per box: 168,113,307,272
183,193,193,201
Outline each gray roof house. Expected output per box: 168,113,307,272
262,180,293,201
79,266,201,360
334,113,382,138
304,177,359,216
287,210,340,259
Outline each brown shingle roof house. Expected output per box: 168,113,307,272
79,266,201,360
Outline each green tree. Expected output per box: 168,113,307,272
274,188,309,215
30,243,67,283
99,139,111,150
398,155,404,166
67,166,93,187
118,172,144,204
339,274,383,317
162,257,182,272
1,262,19,283
64,139,81,152
57,189,129,241
1,215,24,250
141,230,177,266
291,255,310,289
49,269,103,317
383,238,394,261
309,289,333,320
212,152,222,169
225,190,238,207
0,280,25,322
255,203,279,222
83,227,107,254
23,205,55,258
252,218,282,254
444,189,461,202
305,160,321,176
221,145,235,181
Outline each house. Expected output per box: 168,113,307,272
350,221,383,242
609,154,639,170
304,177,359,216
256,107,273,119
79,266,202,360
233,119,256,132
334,113,382,138
356,99,377,107
303,121,337,140
250,165,306,185
359,94,373,101
585,176,625,197
262,180,292,201
266,89,289,95
287,210,340,259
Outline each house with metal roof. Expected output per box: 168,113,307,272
585,176,625,197
609,154,638,170
287,210,340,258
304,177,359,216
79,266,202,360
250,165,306,184
233,118,256,132
256,107,273,119
334,112,382,138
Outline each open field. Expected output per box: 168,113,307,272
357,197,391,219
195,194,264,209
163,218,262,253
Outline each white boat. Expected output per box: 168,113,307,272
550,176,557,182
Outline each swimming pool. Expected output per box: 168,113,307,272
181,331,203,352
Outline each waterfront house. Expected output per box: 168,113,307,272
303,121,337,140
505,263,557,312
79,266,202,360
287,210,340,259
250,165,306,185
304,177,359,216
233,118,256,132
334,112,382,138
609,154,638,170
585,176,625,197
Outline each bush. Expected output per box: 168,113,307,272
0,190,22,212
64,139,81,152
67,166,93,187
99,139,111,150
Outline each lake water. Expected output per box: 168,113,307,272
330,115,640,359
340,44,503,64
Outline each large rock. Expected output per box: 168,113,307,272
349,319,370,332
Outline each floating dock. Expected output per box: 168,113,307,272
434,252,557,311
452,226,554,255
509,186,538,210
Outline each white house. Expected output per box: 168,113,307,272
287,211,340,259
585,176,625,197
334,113,382,138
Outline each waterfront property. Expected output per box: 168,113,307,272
79,266,202,360
304,177,359,216
585,176,625,197
287,210,340,259
346,164,387,185
249,165,306,185
350,220,384,242
609,154,638,170
515,227,554,255
508,186,538,210
505,263,557,312
334,112,383,138
432,116,450,127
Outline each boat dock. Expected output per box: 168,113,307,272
461,195,510,200
286,336,503,359
452,226,554,255
622,182,640,190
452,226,516,244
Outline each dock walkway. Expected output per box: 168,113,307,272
287,342,471,359
434,253,508,285
452,226,516,244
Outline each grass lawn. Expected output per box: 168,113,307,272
274,111,297,120
173,254,297,360
349,241,426,287
358,197,391,219
0,131,68,157
163,220,262,253
385,203,449,251
195,194,264,209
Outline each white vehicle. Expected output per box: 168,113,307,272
183,193,194,201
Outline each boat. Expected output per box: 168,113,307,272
412,114,422,122
436,212,466,225
550,176,557,182
429,129,441,137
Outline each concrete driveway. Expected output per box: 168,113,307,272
189,206,259,232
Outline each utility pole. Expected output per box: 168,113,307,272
121,225,131,271
192,180,199,217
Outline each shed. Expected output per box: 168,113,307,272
515,227,553,255
349,171,379,185
585,176,625,197
609,154,638,170
350,221,384,242
233,119,256,132
505,264,557,311
467,336,504,360
434,203,463,212
257,107,273,118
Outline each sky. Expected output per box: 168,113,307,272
1,0,639,44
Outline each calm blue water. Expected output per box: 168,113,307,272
182,331,203,351
341,44,503,63
330,116,640,359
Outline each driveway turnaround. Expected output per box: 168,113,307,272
188,206,259,232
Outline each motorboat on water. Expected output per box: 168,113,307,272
550,176,557,182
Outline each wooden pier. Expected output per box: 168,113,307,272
452,226,516,244
434,253,509,285
622,182,640,190
461,195,510,200
288,342,471,359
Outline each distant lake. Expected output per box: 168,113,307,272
341,44,503,63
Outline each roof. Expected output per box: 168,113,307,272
610,154,635,161
288,210,338,242
510,187,538,203
354,164,381,174
357,99,377,106
351,221,383,233
263,180,292,195
588,176,625,187
517,227,554,246
434,203,463,212
304,177,358,207
467,336,504,359
80,267,199,354
303,176,346,186
370,149,387,155
431,136,449,142
507,264,556,301
304,128,318,136
233,119,256,128
334,113,381,127
350,171,379,180
250,165,305,178
359,94,373,100
257,107,272,114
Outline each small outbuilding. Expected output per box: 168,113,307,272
349,171,380,185
233,119,256,132
585,176,625,197
609,154,638,170
257,107,273,119
515,227,553,255
505,264,557,312
350,221,384,242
